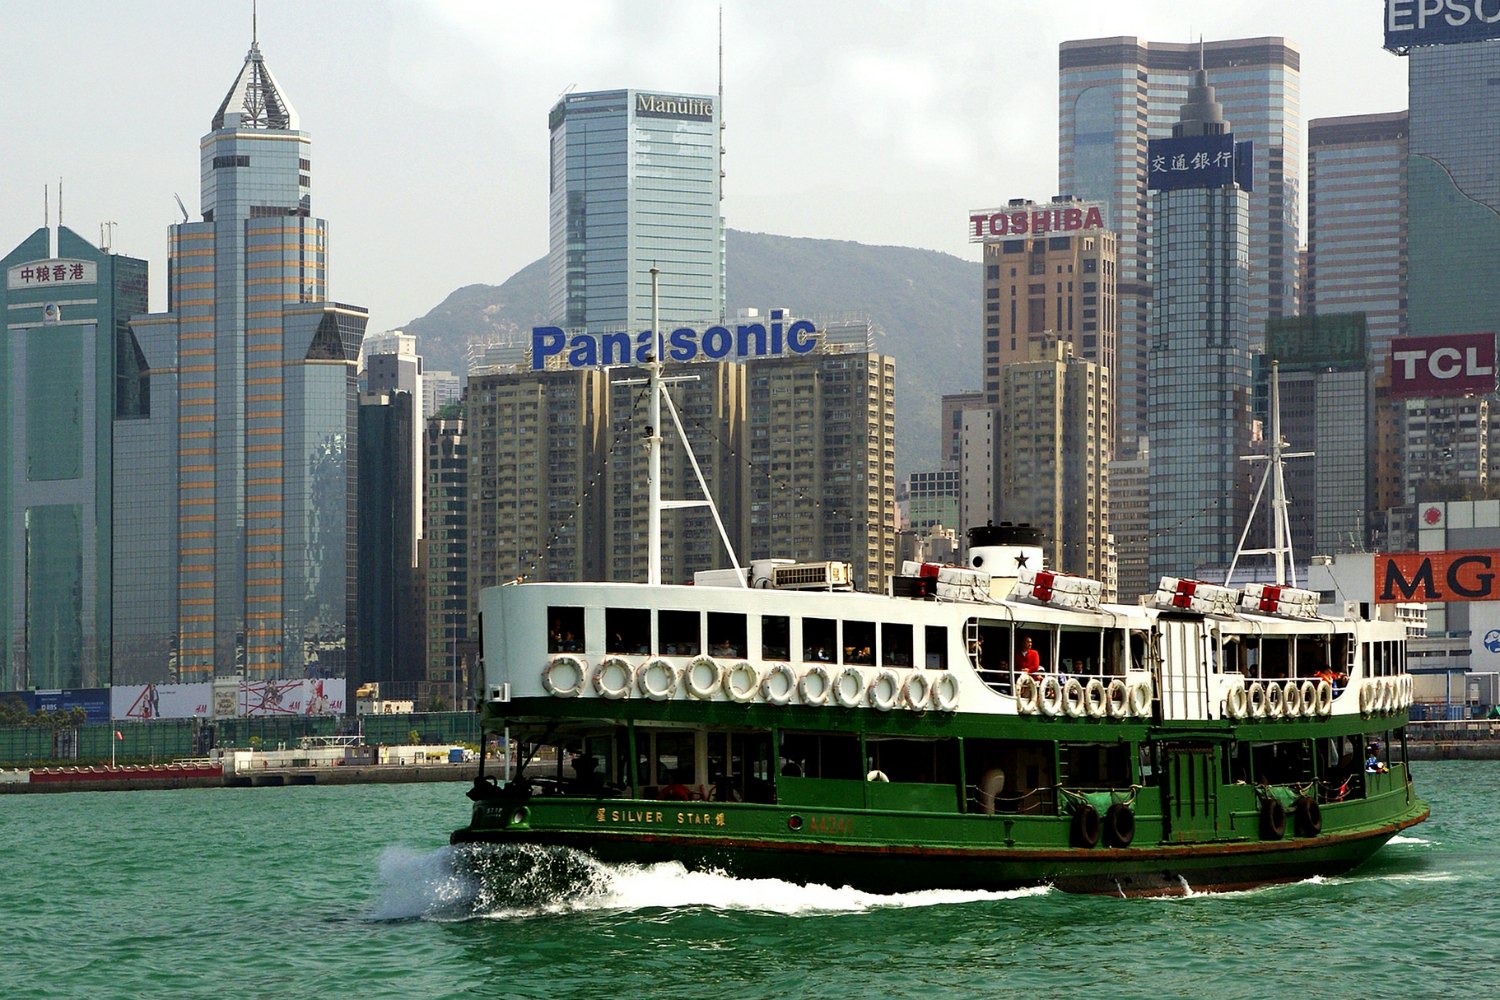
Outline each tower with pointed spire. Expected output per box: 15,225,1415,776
123,30,367,684
1144,52,1253,584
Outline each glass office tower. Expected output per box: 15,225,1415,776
126,37,366,683
1060,37,1299,455
1,228,148,690
547,89,725,335
1145,66,1253,583
1406,40,1500,337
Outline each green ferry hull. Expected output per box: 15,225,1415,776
451,782,1429,897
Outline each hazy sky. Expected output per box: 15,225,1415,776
2,1,1408,336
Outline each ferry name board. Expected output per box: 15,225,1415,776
1388,332,1496,398
1385,0,1500,50
968,202,1105,242
1377,549,1500,602
533,315,819,370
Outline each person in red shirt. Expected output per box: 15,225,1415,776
1016,635,1041,675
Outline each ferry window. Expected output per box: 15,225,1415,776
866,737,958,784
604,609,648,654
548,606,585,653
779,731,862,780
1298,636,1330,677
659,610,700,656
1331,634,1351,676
1129,630,1148,672
708,732,775,803
925,626,948,669
881,622,913,666
1060,742,1130,787
649,730,697,790
1260,637,1291,679
843,620,875,664
1059,628,1102,677
1220,635,1245,674
1016,627,1054,671
804,617,836,662
761,615,790,661
707,612,747,659
970,620,1011,678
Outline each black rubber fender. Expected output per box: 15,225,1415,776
1104,802,1136,848
1293,795,1323,838
1261,797,1286,840
1072,802,1101,848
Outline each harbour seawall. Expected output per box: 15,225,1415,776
0,762,475,794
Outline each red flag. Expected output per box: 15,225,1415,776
115,730,123,741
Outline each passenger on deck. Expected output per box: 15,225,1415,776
1016,636,1042,675
1366,742,1388,774
1314,667,1348,696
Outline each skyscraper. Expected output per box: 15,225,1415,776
547,90,724,336
1,228,147,689
1145,62,1253,583
1306,113,1408,363
1060,37,1300,454
994,340,1111,586
126,35,367,682
1402,36,1500,337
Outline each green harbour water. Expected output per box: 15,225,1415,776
1,760,1493,999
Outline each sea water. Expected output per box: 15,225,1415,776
1,761,1493,1000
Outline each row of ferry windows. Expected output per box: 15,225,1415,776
547,606,949,669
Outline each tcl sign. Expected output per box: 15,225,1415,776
1389,332,1496,398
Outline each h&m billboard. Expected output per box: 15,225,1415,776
1385,0,1500,50
1388,332,1496,398
1147,134,1255,192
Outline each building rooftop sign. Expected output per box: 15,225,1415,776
1147,134,1255,192
1388,331,1497,398
532,311,819,370
967,201,1105,242
1384,0,1500,51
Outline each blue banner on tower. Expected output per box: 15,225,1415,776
1148,134,1253,192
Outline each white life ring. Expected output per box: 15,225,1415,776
1128,678,1152,718
1106,678,1130,720
1402,674,1413,707
931,673,961,712
798,665,832,706
1299,680,1318,716
867,669,900,712
1282,680,1303,718
1359,678,1376,716
1382,678,1395,714
1063,678,1086,718
593,656,633,699
1248,681,1267,719
1037,675,1064,717
1265,679,1285,719
542,655,587,697
724,661,760,703
977,767,1006,815
1315,679,1333,716
832,666,866,709
1225,683,1248,720
902,672,932,712
760,663,796,706
635,658,678,701
1084,678,1108,719
1014,672,1039,714
684,655,723,700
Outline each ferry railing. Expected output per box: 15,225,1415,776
965,785,1056,815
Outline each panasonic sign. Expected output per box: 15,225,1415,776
1385,0,1500,49
532,310,819,370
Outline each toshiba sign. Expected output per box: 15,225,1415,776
1388,332,1497,398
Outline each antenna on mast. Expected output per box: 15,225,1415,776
174,193,190,224
1227,360,1314,587
718,3,726,197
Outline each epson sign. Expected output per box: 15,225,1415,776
533,310,819,370
1385,0,1500,49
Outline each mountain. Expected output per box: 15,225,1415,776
401,230,981,479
